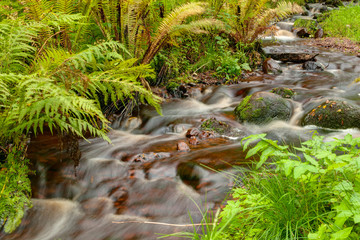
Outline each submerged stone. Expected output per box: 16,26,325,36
177,141,190,152
234,92,293,124
302,99,360,129
302,61,325,71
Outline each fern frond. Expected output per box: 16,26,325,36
54,0,77,14
171,18,224,36
3,76,110,141
0,80,10,108
0,20,39,73
142,2,208,64
46,12,85,28
24,0,53,21
89,59,162,114
35,40,129,74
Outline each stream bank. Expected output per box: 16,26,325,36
2,7,360,240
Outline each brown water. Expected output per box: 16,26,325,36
2,37,360,240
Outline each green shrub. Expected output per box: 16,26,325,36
320,5,360,42
213,133,360,239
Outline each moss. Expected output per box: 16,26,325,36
235,95,252,120
271,87,295,99
237,95,266,121
200,118,231,134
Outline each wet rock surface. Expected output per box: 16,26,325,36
302,61,325,71
234,92,293,124
302,99,360,129
177,141,190,152
294,28,311,38
127,152,171,163
314,28,324,39
262,58,282,74
264,51,318,63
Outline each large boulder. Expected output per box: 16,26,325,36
302,99,360,129
234,92,293,124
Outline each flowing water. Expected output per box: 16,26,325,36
2,29,360,240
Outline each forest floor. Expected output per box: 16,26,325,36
305,37,360,57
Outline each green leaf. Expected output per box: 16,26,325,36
330,227,353,240
294,165,308,179
333,181,353,192
308,224,328,240
304,153,319,166
293,165,318,179
283,160,297,177
246,140,268,159
242,134,267,151
353,214,360,224
256,146,275,169
240,63,251,71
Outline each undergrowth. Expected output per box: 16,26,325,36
173,132,360,239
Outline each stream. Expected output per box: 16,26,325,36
2,17,360,240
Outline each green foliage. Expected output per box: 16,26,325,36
294,18,318,36
213,133,360,239
0,8,161,232
154,34,252,84
0,143,32,233
226,0,303,43
0,20,39,73
2,75,111,141
0,0,26,21
320,5,360,42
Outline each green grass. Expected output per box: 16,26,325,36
320,5,360,42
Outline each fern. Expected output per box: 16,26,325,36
0,3,165,233
2,76,110,141
88,59,162,114
33,41,161,115
227,0,303,43
0,20,39,73
141,2,224,65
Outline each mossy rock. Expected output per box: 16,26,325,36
302,99,360,129
200,118,232,135
234,92,293,125
271,87,295,99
